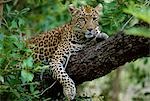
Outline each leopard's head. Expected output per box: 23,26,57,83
69,4,103,41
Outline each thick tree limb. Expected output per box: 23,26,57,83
36,31,150,98
67,31,149,84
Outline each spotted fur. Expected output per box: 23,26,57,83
26,4,108,100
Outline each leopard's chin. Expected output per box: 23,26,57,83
85,34,95,39
85,34,94,39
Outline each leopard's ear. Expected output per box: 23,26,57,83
68,4,77,15
95,4,102,14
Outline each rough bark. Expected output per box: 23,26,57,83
36,31,150,98
67,31,149,84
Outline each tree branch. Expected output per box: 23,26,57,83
36,31,150,98
67,31,149,84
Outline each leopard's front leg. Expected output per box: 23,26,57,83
49,44,76,100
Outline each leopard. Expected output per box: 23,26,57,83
26,4,109,100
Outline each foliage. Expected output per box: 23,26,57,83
124,3,150,24
0,0,149,101
123,1,150,38
0,33,40,100
100,0,127,35
125,27,150,38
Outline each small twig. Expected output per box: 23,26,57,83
0,0,12,4
120,16,133,31
20,82,39,86
40,81,57,95
64,52,71,69
1,17,9,28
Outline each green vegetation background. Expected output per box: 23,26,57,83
0,0,149,101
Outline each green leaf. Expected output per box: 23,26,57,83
0,85,9,91
21,70,34,83
13,42,23,49
8,35,18,41
11,89,20,98
18,18,25,27
0,58,4,66
24,48,32,53
11,20,18,29
6,4,11,13
21,8,30,14
30,85,34,93
33,90,40,95
125,27,150,38
0,75,4,84
22,56,33,68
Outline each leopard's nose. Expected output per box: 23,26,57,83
87,28,93,32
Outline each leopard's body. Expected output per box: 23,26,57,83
26,4,108,100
